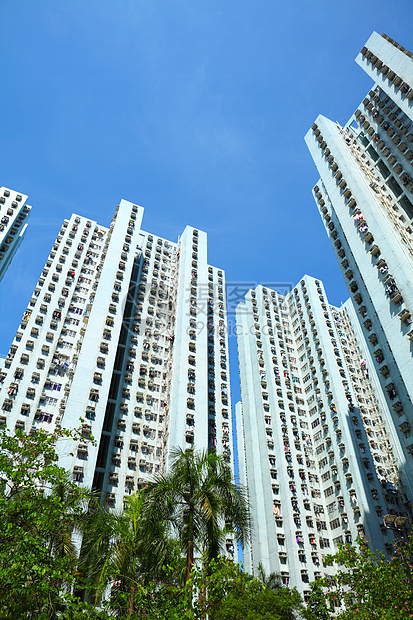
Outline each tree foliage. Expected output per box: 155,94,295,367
111,558,304,620
208,570,304,620
0,426,94,619
256,562,284,590
144,447,251,581
80,491,182,616
0,430,303,620
305,581,332,620
318,535,413,619
205,559,304,620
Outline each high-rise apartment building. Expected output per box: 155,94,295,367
0,199,233,520
0,186,31,282
305,32,413,484
236,275,410,595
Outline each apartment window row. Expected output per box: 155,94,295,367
360,45,413,98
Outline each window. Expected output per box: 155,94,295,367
330,518,340,530
46,381,62,391
89,389,99,402
77,444,88,459
73,466,84,482
333,535,343,546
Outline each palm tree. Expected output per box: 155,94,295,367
80,491,176,617
47,477,93,566
144,447,251,582
256,562,284,590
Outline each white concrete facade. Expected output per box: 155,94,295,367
0,186,31,282
305,31,413,493
236,277,404,597
0,200,233,538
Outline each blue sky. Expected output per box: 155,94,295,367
1,1,412,406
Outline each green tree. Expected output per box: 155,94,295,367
0,426,95,619
210,587,304,620
257,561,284,590
97,558,303,620
205,559,304,620
144,447,251,582
319,535,413,619
80,491,179,617
94,558,271,620
304,581,332,620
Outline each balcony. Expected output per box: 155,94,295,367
398,308,412,324
393,401,403,414
390,290,403,303
77,443,88,455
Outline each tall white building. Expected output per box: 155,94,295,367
305,31,413,487
0,199,233,525
236,276,409,597
0,186,31,282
